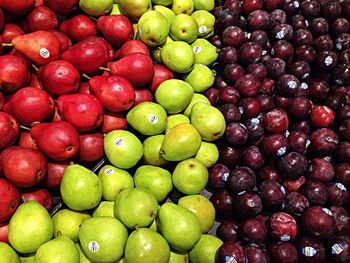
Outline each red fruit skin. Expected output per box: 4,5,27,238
44,0,79,15
0,223,9,243
0,8,3,31
30,121,80,161
35,0,44,7
0,112,19,150
19,132,38,150
3,87,54,126
115,40,150,59
0,0,35,14
29,74,44,90
283,176,306,192
102,112,127,134
87,37,114,61
263,108,289,134
45,162,69,189
78,82,92,94
57,93,104,132
310,105,335,128
20,188,53,210
269,212,298,241
149,64,174,93
52,106,63,122
1,24,24,44
0,55,30,93
79,133,104,163
134,89,153,105
25,6,58,32
0,178,20,224
0,147,47,188
60,15,97,43
0,91,4,110
49,30,72,52
89,75,135,112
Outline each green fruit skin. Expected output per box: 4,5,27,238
184,64,215,92
34,236,79,263
152,0,172,5
0,242,20,263
153,5,176,25
9,201,53,254
79,0,114,16
114,188,158,229
165,114,190,134
161,41,195,73
75,243,92,263
118,0,152,21
134,165,173,202
142,135,168,166
168,251,189,263
189,234,223,263
20,255,35,263
172,0,194,15
157,203,202,251
125,228,170,263
60,165,102,211
170,14,198,43
79,217,128,263
110,4,123,15
172,158,208,194
191,10,215,38
191,39,218,66
193,0,214,11
183,93,210,117
195,141,219,167
92,201,115,217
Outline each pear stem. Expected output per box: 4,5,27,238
2,43,14,47
31,64,39,72
82,74,91,80
20,125,30,131
89,16,98,22
99,67,110,72
21,196,27,203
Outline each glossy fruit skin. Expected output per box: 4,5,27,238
234,191,263,218
259,180,286,208
210,190,235,219
0,178,20,224
302,206,336,239
228,166,256,193
216,219,239,242
268,242,298,263
216,241,246,263
0,112,19,150
277,151,308,179
20,188,53,210
269,212,298,242
298,236,326,263
239,217,268,243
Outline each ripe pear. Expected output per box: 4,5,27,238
60,164,102,211
191,10,215,38
154,5,176,25
125,228,170,263
20,255,35,263
165,114,190,133
79,217,128,263
52,209,91,243
8,201,53,254
172,0,194,15
172,158,208,194
193,0,214,11
161,41,195,73
170,14,198,43
183,93,210,117
75,243,92,263
168,250,189,263
189,234,223,263
92,201,115,217
134,165,173,202
157,203,201,251
110,4,122,15
118,0,152,21
114,188,158,229
152,0,172,5
142,135,169,166
195,141,219,167
155,79,194,114
190,102,226,141
79,0,113,16
104,130,144,169
126,102,167,135
191,38,218,66
160,123,201,161
0,242,20,263
34,236,79,263
184,64,214,92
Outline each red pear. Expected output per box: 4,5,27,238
39,60,80,96
30,121,80,161
0,91,4,110
102,112,127,133
0,55,30,93
79,82,92,94
60,15,97,42
20,188,53,210
0,223,9,243
25,6,58,32
44,0,79,15
35,0,44,7
0,146,47,188
108,53,154,87
79,133,104,163
0,178,20,224
149,64,174,93
86,36,114,61
45,161,69,189
114,39,150,59
29,74,44,90
12,31,61,66
89,75,135,112
0,112,19,150
3,87,54,126
19,132,38,150
49,30,72,52
52,106,63,122
57,93,104,131
0,8,4,31
1,24,24,44
0,0,35,14
8,49,32,64
134,89,153,105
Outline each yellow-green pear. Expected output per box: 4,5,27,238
195,141,219,167
193,0,215,11
183,93,210,117
170,14,198,43
142,135,168,166
184,64,214,92
168,250,189,263
172,0,194,15
0,242,20,263
75,243,92,263
149,219,158,231
20,255,35,263
110,4,123,14
161,41,195,73
165,114,190,133
189,234,223,263
79,0,113,16
152,0,172,5
118,0,152,21
191,38,218,65
191,10,215,38
160,123,202,161
92,201,115,217
154,5,176,25
151,37,173,62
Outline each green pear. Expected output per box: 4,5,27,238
0,242,20,263
170,14,198,43
114,188,158,229
138,11,170,47
168,250,189,263
126,102,167,135
189,234,223,263
172,0,194,15
160,123,201,161
79,0,113,16
118,0,152,21
184,64,214,92
110,4,123,14
20,255,35,263
178,195,215,233
152,0,172,5
172,158,208,194
92,201,115,217
52,209,91,243
34,236,79,263
151,37,173,62
183,93,210,117
165,114,190,133
193,0,215,11
190,102,226,141
155,79,194,114
149,219,158,231
134,165,173,202
79,217,128,262
195,141,219,167
143,135,168,166
157,203,201,251
161,41,195,73
154,5,176,25
191,38,218,65
60,164,102,211
104,130,144,169
191,10,215,38
9,201,53,254
125,228,170,263
98,165,134,201
75,243,92,263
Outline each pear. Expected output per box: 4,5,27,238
20,255,35,263
152,0,172,5
172,158,208,194
60,164,102,211
151,37,173,63
184,64,214,92
118,0,152,21
134,165,173,202
75,243,92,263
161,41,194,73
0,242,20,263
92,201,115,217
189,235,223,263
170,14,198,43
8,201,53,254
165,114,190,133
160,123,201,161
126,102,167,135
79,0,113,16
157,203,201,251
98,165,134,200
178,195,215,233
125,228,170,263
193,0,215,11
110,4,123,14
154,5,176,25
172,0,194,15
143,135,169,166
195,141,219,167
155,79,194,114
191,10,215,38
168,250,189,263
114,188,158,229
191,38,218,66
79,217,128,263
183,93,210,117
104,130,144,169
149,219,158,231
34,236,79,263
190,102,226,141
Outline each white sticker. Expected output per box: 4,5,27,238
246,32,252,39
251,118,260,124
277,146,287,156
302,246,317,257
238,106,244,114
287,80,298,89
276,30,286,39
285,130,290,137
105,168,115,175
224,256,237,263
301,73,310,80
114,138,123,147
193,46,202,53
305,139,311,148
334,79,343,85
300,82,308,89
336,43,343,51
222,172,230,182
199,26,207,34
280,234,290,241
88,241,100,252
332,243,345,255
305,20,309,27
238,191,246,196
324,55,333,66
336,182,347,191
293,1,300,8
322,208,333,216
39,48,50,59
148,114,158,124
339,215,350,223
280,185,286,195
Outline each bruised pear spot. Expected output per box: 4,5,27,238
150,211,155,218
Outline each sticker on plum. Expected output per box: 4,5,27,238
224,256,237,263
280,234,290,241
222,172,230,182
335,182,346,191
301,246,317,257
88,241,100,252
331,243,345,255
322,208,333,216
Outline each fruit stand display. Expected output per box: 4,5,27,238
0,0,350,262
